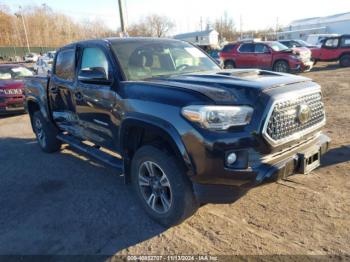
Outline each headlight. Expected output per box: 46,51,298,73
182,105,253,130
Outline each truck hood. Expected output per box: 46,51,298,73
147,69,312,104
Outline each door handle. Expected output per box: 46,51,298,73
75,92,83,101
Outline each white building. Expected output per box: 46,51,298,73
174,30,219,48
278,12,350,40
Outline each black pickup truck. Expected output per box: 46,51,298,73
25,37,330,226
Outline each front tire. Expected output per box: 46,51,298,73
224,60,235,69
339,54,350,67
32,111,61,153
273,60,290,73
131,145,198,227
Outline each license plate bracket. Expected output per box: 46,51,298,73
298,148,321,174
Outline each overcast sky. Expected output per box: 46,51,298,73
2,0,350,34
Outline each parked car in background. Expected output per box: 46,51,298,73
24,53,39,63
33,57,53,75
278,39,312,61
0,64,33,114
279,39,315,48
311,34,350,67
220,41,313,73
25,38,330,226
306,34,340,47
42,51,56,62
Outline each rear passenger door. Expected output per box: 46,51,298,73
236,43,256,68
49,47,79,133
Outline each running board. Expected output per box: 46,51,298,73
56,134,123,172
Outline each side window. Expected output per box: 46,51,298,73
239,43,254,53
81,47,109,76
340,37,350,48
55,49,75,81
222,44,236,52
255,44,269,53
324,38,339,49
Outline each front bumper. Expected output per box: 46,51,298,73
192,133,330,203
0,97,25,114
291,60,314,72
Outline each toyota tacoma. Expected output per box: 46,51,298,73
25,38,330,226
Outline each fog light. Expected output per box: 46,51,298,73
226,153,237,165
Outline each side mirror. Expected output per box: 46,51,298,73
78,67,111,85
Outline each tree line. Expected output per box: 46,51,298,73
0,3,277,49
0,4,116,48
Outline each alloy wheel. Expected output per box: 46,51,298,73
138,161,172,214
34,118,46,148
275,62,288,72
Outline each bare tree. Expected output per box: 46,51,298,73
0,4,116,48
147,14,174,37
213,12,236,41
128,14,175,38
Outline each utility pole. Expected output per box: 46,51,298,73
118,0,128,37
15,6,30,53
275,17,279,40
240,15,243,40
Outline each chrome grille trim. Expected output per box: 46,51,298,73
262,87,326,146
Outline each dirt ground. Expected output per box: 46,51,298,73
0,63,349,257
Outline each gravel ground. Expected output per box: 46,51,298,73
0,63,349,257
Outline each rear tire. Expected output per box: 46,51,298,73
273,60,290,73
339,54,350,67
131,145,198,227
224,60,235,69
32,111,61,153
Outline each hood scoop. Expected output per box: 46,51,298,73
217,69,280,80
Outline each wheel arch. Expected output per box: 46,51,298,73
119,116,195,183
273,58,289,67
339,52,350,59
224,59,236,68
26,98,49,132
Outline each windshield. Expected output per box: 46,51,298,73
111,40,220,80
0,66,33,80
270,42,290,51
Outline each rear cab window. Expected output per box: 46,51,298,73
54,48,76,81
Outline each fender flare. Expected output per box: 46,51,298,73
25,96,50,121
119,113,195,180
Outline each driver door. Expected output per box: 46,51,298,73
75,45,117,149
254,44,272,69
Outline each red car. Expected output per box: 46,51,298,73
0,64,33,114
220,41,313,73
311,35,350,67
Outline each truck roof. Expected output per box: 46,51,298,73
59,37,182,50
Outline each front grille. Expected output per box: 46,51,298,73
265,92,325,143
